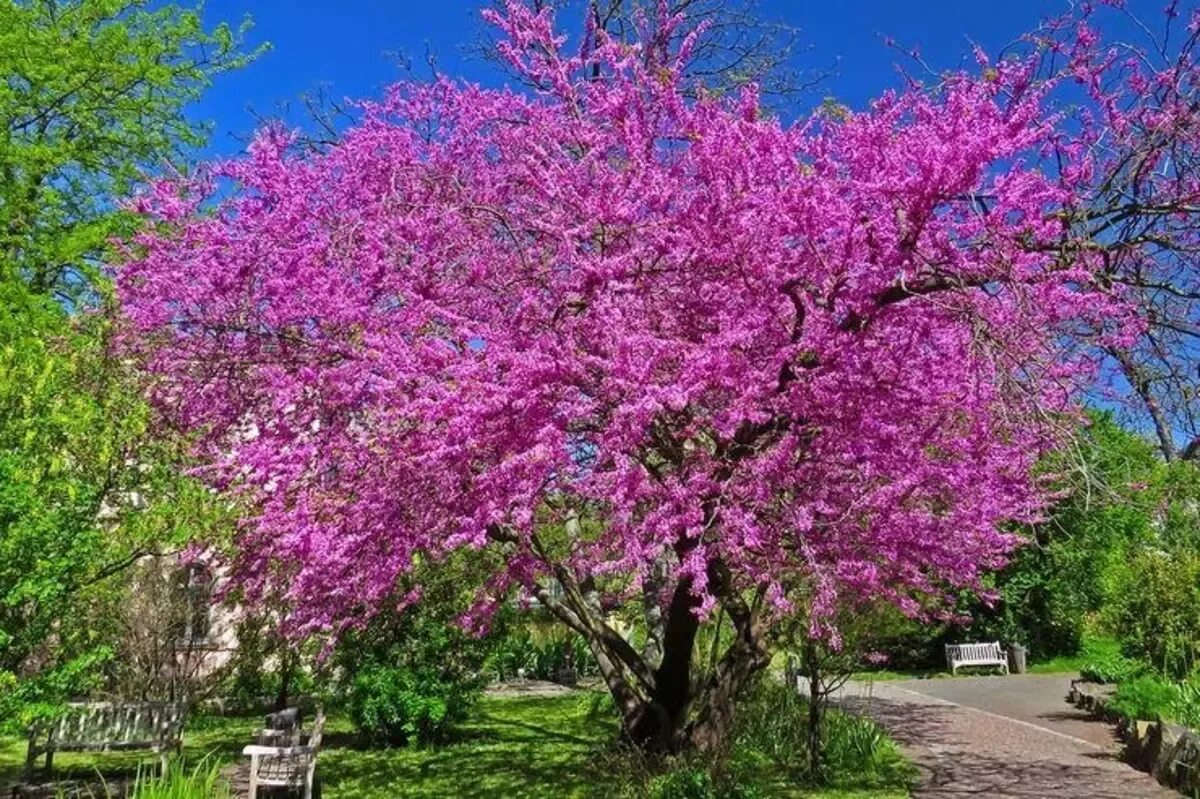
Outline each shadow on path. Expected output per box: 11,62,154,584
837,687,1177,798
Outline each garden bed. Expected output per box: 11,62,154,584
1068,679,1200,796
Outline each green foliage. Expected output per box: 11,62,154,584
1172,679,1200,730
962,414,1162,659
486,622,599,682
643,766,767,799
0,0,263,303
1109,676,1180,723
1107,548,1200,679
221,614,314,712
43,756,231,798
128,755,233,799
731,679,912,790
0,282,236,725
1079,656,1146,685
334,558,499,745
603,678,911,798
0,0,256,725
224,618,272,710
348,663,479,746
646,768,720,799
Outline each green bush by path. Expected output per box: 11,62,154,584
730,679,914,791
1107,548,1200,680
332,557,496,745
1108,677,1181,723
1173,679,1200,730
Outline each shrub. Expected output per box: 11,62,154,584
823,710,908,781
334,557,499,745
486,623,598,682
1172,679,1200,730
348,663,477,746
1079,654,1145,684
1108,676,1180,722
1108,548,1200,679
604,752,767,799
646,767,717,799
732,678,912,788
601,677,911,797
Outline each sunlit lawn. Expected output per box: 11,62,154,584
0,693,906,798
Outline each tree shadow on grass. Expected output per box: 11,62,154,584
475,712,600,747
319,741,612,799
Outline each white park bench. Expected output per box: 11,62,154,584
945,642,1009,675
243,706,325,799
23,701,186,780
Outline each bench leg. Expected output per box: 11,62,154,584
248,754,259,799
305,759,317,799
22,745,36,782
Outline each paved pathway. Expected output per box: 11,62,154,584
830,674,1177,798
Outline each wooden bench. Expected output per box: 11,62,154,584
945,642,1009,675
243,706,325,799
23,701,187,781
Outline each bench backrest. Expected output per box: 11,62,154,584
946,642,1004,663
42,702,186,747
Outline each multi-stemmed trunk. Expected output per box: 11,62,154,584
527,546,773,754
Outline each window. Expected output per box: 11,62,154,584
176,564,215,647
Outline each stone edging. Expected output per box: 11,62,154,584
1068,679,1199,795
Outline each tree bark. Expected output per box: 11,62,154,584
804,638,823,780
625,574,702,750
487,525,773,755
535,559,770,754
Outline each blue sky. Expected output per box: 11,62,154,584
189,0,1151,157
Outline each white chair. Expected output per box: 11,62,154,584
243,706,325,799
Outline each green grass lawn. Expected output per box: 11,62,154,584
0,693,907,798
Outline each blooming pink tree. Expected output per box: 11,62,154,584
119,3,1148,751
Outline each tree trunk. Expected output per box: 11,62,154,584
497,520,773,756
275,649,294,710
625,574,703,751
578,570,769,755
805,638,823,780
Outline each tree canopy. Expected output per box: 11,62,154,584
117,0,1187,752
0,0,256,722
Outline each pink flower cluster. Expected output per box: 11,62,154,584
118,3,1136,638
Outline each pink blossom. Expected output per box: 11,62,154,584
116,2,1153,642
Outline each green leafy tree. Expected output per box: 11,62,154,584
0,0,258,723
965,414,1162,657
963,413,1200,663
1108,550,1200,680
0,0,260,302
0,278,237,723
